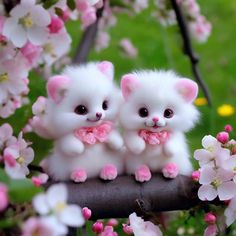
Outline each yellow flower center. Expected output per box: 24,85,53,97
55,202,66,212
212,178,221,188
0,73,9,82
207,146,214,152
19,13,33,28
233,166,236,172
17,156,24,165
43,43,57,58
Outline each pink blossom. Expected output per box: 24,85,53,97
20,42,42,68
194,135,230,167
32,173,49,187
191,170,200,182
198,166,236,201
100,226,118,236
204,224,218,236
122,224,133,235
3,0,51,47
0,183,8,212
0,123,15,150
225,124,233,133
4,132,34,179
216,131,229,144
95,31,110,52
204,212,216,225
76,0,90,11
92,221,104,234
81,7,97,29
107,219,118,227
129,212,163,236
48,15,64,34
82,207,92,220
119,38,138,58
181,0,200,18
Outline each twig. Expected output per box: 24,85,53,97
3,0,19,13
72,1,105,64
46,173,219,220
28,164,45,173
170,0,212,106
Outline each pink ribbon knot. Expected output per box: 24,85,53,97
139,129,171,145
74,122,113,144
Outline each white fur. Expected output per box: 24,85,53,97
120,70,200,176
37,62,124,180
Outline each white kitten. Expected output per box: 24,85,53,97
32,61,124,182
119,70,199,182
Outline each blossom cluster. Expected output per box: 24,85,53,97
153,0,212,42
22,183,85,236
0,0,104,118
0,123,34,179
194,125,236,235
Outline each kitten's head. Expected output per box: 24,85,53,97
47,61,122,131
119,70,199,133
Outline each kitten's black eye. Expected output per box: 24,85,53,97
164,108,174,118
102,100,108,110
74,105,88,115
138,107,149,117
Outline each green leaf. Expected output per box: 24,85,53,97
8,178,42,203
0,218,17,229
67,0,76,11
0,168,10,184
42,0,59,9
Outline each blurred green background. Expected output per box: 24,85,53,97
2,0,236,235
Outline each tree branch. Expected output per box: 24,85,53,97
47,173,212,220
72,2,105,64
170,0,212,106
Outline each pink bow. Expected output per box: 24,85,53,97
139,129,171,145
74,122,113,145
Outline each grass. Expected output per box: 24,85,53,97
1,0,236,235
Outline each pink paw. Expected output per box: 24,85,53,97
100,164,118,180
162,163,179,179
135,165,152,182
70,169,87,183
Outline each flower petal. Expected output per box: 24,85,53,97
198,185,217,201
46,184,67,209
31,5,51,26
199,166,215,185
28,27,48,45
2,18,17,38
202,135,218,149
218,181,236,201
59,205,84,227
9,24,27,47
33,193,50,215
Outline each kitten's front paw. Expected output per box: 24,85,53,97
107,135,124,150
135,165,152,182
70,169,87,183
128,139,145,154
162,163,179,179
100,164,118,180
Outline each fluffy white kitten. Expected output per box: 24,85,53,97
32,61,124,182
119,70,199,182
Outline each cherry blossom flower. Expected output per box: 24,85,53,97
224,196,236,226
100,226,118,236
194,135,230,167
204,224,218,236
40,29,71,66
33,184,84,229
4,132,34,179
0,183,8,212
2,0,51,47
129,212,163,236
0,123,15,152
32,173,49,187
119,38,138,58
198,165,236,201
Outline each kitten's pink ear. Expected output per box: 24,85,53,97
121,74,140,100
97,61,114,80
175,79,198,103
47,75,70,104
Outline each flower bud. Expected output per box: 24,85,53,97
191,170,200,182
92,221,104,234
216,131,229,144
204,212,216,225
82,207,92,220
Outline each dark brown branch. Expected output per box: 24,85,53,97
47,173,209,220
3,0,20,13
170,0,212,106
72,2,105,64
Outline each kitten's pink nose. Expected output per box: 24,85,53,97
96,112,102,118
152,117,159,123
